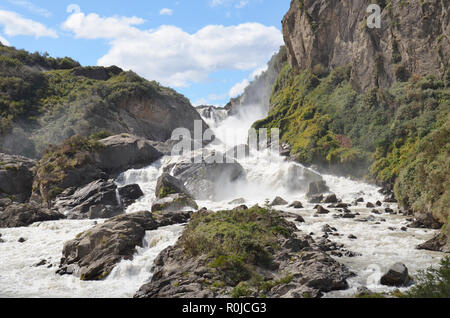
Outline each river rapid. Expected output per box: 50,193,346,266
0,103,442,298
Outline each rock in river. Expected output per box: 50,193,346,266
380,263,412,287
57,210,191,281
170,151,246,200
270,196,288,207
0,201,65,228
151,194,198,213
155,173,192,199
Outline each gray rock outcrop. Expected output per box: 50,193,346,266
57,210,191,281
282,0,449,92
0,153,37,202
0,200,65,228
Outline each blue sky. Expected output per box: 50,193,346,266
0,0,290,106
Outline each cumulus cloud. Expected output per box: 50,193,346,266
0,34,10,46
62,8,283,88
62,10,145,40
159,8,173,16
0,10,57,38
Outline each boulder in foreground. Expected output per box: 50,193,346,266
57,210,191,281
135,207,352,298
380,263,412,287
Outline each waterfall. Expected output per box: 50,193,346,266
0,102,442,298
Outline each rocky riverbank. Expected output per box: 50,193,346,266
135,206,353,298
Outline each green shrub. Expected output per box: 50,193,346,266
407,257,450,298
231,282,253,298
180,207,294,288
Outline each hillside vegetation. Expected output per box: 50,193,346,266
253,0,450,237
254,64,449,235
0,44,202,159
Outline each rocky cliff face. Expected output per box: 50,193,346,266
254,0,449,238
283,0,449,91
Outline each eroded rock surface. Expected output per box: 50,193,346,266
57,210,191,281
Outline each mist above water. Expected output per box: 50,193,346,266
0,101,442,298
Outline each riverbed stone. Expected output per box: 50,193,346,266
380,263,411,287
270,196,288,206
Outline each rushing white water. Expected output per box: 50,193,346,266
192,103,443,296
0,221,183,298
0,101,443,298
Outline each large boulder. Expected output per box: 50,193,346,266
171,152,246,200
417,234,450,253
270,196,288,207
323,194,338,204
155,173,192,199
286,164,323,192
54,179,122,219
306,181,330,198
0,200,65,228
134,209,352,298
118,184,144,207
151,194,198,213
288,201,304,209
32,134,163,205
57,210,190,281
380,263,411,287
94,134,163,175
0,153,37,202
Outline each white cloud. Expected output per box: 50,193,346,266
159,8,173,16
0,34,10,46
0,10,57,38
62,9,283,88
229,78,249,98
62,11,145,40
8,0,52,18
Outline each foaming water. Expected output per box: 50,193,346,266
212,104,267,147
0,221,183,298
0,102,444,298
196,103,443,296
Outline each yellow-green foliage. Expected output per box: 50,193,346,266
36,135,105,201
180,207,294,287
394,117,449,228
259,62,449,231
407,257,450,298
254,65,372,176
